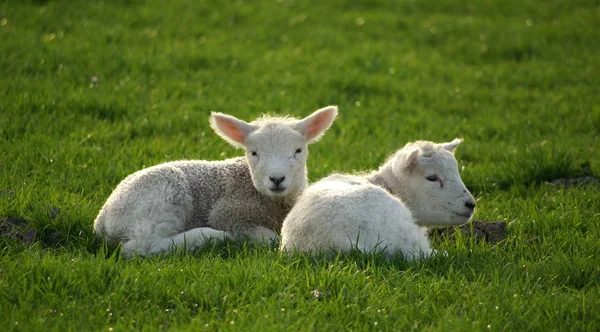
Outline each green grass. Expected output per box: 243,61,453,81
1,0,599,330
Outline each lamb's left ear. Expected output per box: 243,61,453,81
440,138,463,153
209,112,258,148
295,105,338,143
402,149,421,172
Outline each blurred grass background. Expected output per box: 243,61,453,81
1,0,599,330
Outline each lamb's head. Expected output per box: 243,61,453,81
209,106,338,199
386,138,476,227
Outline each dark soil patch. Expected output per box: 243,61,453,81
546,176,600,188
1,217,37,244
1,216,65,247
429,221,507,244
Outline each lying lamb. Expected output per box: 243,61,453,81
94,106,338,257
280,139,476,260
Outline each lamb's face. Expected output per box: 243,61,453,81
209,106,338,200
244,125,308,198
393,141,476,227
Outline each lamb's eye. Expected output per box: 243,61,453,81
251,151,258,157
426,175,438,182
295,148,302,154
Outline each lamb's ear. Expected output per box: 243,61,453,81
295,105,338,143
392,148,420,175
440,138,463,154
209,112,257,148
403,149,420,172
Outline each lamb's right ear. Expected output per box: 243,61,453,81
295,105,338,143
209,112,257,148
440,138,463,154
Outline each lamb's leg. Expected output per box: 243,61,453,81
245,226,279,243
144,227,231,256
395,232,434,261
97,165,195,258
207,199,280,243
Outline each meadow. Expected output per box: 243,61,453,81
1,0,599,330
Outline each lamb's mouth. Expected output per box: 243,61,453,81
454,211,473,219
269,187,287,194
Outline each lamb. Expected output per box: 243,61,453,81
94,106,338,257
280,138,476,260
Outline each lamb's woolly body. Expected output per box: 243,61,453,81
94,158,288,256
280,174,430,258
94,106,338,257
280,139,476,260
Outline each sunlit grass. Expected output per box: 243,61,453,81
1,0,599,330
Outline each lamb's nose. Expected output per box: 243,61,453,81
465,200,476,210
269,176,285,186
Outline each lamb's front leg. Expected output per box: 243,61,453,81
208,199,281,243
163,227,232,251
246,226,279,242
126,227,232,257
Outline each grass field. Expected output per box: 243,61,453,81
1,0,599,330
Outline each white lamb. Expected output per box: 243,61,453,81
94,106,338,257
280,139,476,260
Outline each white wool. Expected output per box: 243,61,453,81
94,106,338,257
280,139,476,260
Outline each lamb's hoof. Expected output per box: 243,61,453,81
122,240,148,258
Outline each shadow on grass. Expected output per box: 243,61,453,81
468,147,597,195
95,235,283,262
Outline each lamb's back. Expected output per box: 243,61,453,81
283,174,397,250
166,157,259,228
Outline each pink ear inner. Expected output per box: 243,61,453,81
306,111,332,139
217,118,245,144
